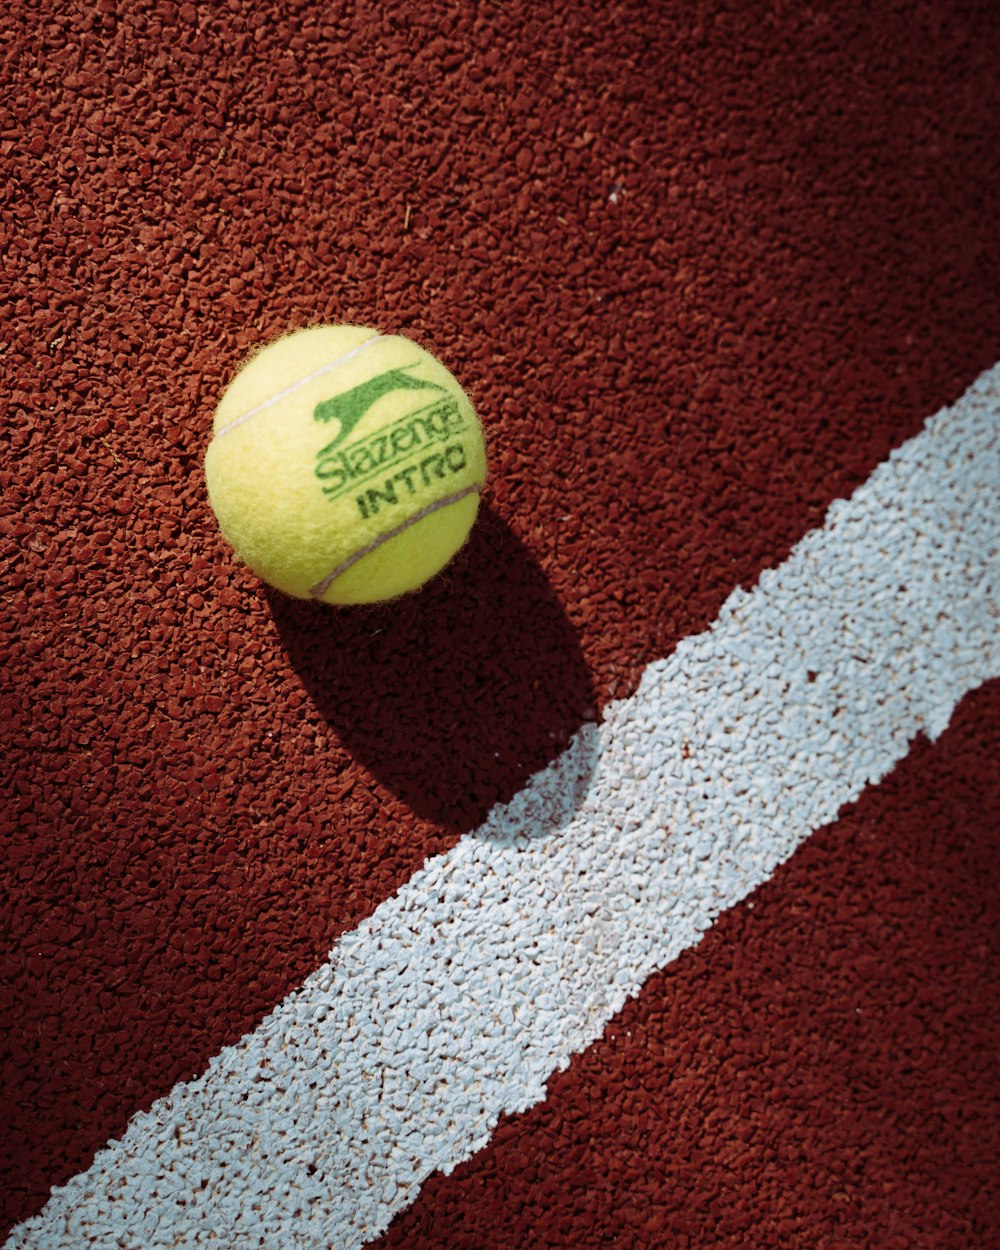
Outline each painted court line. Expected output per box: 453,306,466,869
8,367,999,1249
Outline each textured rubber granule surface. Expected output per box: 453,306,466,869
2,0,999,1244
378,680,1000,1249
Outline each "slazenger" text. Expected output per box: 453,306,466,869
315,396,466,501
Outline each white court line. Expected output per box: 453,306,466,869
8,367,999,1250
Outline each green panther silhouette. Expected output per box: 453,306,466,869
313,366,444,450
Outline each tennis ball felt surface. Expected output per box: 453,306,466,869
204,325,487,605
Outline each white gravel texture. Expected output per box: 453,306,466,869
8,366,999,1250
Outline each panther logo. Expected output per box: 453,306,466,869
313,366,443,450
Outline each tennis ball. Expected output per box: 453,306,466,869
205,324,487,605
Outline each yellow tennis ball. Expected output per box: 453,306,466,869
204,325,487,605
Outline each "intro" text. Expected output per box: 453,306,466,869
355,443,470,519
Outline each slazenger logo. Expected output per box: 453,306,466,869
313,365,442,448
313,367,469,510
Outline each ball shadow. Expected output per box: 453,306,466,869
268,502,599,835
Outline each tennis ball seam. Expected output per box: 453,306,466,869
309,480,483,600
215,331,384,438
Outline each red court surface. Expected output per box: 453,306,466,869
3,1,998,1246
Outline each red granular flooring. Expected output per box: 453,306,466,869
2,0,998,1244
